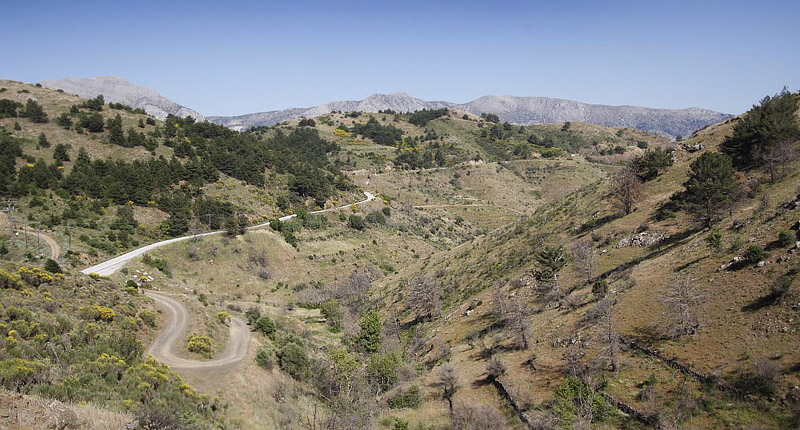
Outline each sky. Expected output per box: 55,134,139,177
3,0,799,116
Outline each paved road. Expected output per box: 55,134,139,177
145,291,250,370
81,191,375,276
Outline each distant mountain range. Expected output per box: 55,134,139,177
42,76,731,139
41,76,205,121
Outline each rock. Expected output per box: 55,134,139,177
757,261,766,267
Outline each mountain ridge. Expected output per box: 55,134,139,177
40,76,205,122
210,92,730,138
38,76,730,138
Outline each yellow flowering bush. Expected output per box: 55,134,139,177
217,311,230,325
0,269,22,289
17,267,56,287
0,358,48,390
333,128,350,137
187,335,213,356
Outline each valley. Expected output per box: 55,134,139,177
1,79,799,430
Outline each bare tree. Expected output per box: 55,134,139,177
405,276,443,322
333,270,374,312
593,301,620,372
486,356,506,382
659,272,702,338
450,401,507,430
439,362,459,412
762,138,799,183
505,295,531,350
610,167,643,215
571,240,597,284
492,282,507,318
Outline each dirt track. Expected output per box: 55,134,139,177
81,191,375,276
145,291,250,370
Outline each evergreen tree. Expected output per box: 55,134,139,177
37,132,50,148
53,144,70,163
682,152,737,228
358,311,383,353
23,99,48,123
108,114,125,146
722,88,799,173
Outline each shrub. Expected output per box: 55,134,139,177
367,351,400,392
254,315,276,339
777,230,794,247
319,298,343,331
358,311,383,353
217,311,230,325
44,258,62,274
771,269,797,298
255,345,276,370
138,310,157,327
278,341,309,380
245,306,261,324
0,269,22,289
187,335,213,356
0,358,48,391
591,279,608,300
348,214,366,230
743,245,768,265
705,229,723,252
388,385,422,409
365,210,386,225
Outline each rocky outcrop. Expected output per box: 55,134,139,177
41,76,204,121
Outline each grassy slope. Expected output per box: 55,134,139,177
369,115,800,429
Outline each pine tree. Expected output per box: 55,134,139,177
682,152,737,228
23,99,48,123
108,114,125,146
37,132,50,148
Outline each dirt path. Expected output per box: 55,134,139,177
413,203,524,215
81,191,376,276
27,230,62,260
145,291,250,370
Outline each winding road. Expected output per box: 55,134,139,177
81,191,375,276
81,191,376,370
145,291,250,370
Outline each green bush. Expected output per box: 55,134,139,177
365,211,386,225
255,345,276,370
319,299,342,331
254,315,276,339
348,215,366,230
358,311,383,353
278,341,309,380
777,230,794,247
388,385,422,409
366,351,400,392
743,245,768,265
44,258,62,274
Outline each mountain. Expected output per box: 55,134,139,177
208,93,451,132
210,93,730,138
41,76,205,121
39,76,729,138
461,95,730,139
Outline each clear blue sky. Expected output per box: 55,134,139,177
3,0,798,116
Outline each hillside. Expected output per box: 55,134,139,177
1,81,798,430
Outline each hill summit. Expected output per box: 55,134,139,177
41,76,205,121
